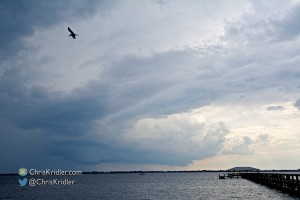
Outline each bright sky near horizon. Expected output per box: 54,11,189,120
1,0,300,173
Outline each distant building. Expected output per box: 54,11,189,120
227,167,260,172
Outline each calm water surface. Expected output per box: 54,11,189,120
0,172,298,200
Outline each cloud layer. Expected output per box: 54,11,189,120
1,0,300,172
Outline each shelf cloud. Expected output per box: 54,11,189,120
1,0,300,172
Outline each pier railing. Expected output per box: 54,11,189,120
241,173,300,197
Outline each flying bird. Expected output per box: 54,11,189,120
68,27,78,39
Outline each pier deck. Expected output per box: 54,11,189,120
219,173,241,179
240,173,300,197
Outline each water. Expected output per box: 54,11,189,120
0,172,298,199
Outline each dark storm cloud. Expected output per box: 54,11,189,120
98,51,218,117
48,121,229,166
0,0,111,60
1,0,300,172
0,49,225,168
0,82,109,136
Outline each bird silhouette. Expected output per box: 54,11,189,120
68,27,78,39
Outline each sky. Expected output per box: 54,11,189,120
1,0,300,173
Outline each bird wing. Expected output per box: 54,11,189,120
68,27,74,34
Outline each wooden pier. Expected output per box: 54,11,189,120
219,173,241,179
241,173,300,197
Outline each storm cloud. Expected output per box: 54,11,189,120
1,0,300,172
